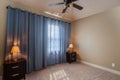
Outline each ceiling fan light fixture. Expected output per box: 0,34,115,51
44,11,62,18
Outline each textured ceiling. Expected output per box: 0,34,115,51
11,0,120,22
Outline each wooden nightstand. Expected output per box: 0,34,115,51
66,52,76,63
3,59,26,80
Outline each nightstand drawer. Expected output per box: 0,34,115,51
5,69,25,76
66,52,76,63
4,73,25,80
3,59,26,80
4,62,25,75
5,61,25,68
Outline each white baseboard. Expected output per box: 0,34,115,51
80,61,120,76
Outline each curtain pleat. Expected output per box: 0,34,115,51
5,6,71,73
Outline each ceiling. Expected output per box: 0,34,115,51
11,0,120,22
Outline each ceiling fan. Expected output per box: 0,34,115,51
49,0,83,13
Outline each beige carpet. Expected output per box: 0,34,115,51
26,63,120,80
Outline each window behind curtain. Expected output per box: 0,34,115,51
48,23,60,53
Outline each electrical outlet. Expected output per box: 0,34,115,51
112,63,116,68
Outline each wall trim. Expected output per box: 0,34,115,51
80,61,120,75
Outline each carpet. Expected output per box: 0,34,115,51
26,62,120,80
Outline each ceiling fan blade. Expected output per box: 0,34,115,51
73,3,83,10
49,2,64,6
72,0,78,2
62,6,68,13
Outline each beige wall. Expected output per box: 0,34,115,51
0,0,12,75
72,7,120,71
0,0,68,76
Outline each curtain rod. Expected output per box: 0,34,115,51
6,6,71,24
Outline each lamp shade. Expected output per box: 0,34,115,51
11,45,20,53
11,45,20,61
69,43,73,48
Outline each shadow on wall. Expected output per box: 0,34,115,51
73,43,82,61
0,58,3,76
0,59,2,65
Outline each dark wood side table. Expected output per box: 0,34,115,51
66,52,76,63
3,59,26,80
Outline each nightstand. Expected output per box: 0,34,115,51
66,52,76,63
3,59,26,80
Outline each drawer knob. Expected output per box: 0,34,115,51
12,73,19,77
12,66,19,69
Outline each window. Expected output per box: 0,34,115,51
48,23,60,53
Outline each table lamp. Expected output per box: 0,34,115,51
68,43,74,52
11,45,20,61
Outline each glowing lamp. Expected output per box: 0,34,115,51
11,45,20,61
69,43,73,49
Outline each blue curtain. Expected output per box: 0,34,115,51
5,6,71,73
